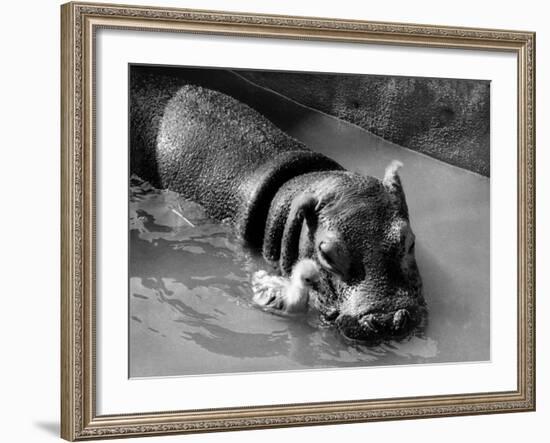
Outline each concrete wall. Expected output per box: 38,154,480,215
240,71,490,176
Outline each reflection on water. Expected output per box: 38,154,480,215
129,107,489,378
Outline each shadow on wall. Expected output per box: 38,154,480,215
130,65,490,177
33,421,59,436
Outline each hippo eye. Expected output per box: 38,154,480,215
317,239,351,281
321,250,333,264
408,240,415,254
318,242,335,264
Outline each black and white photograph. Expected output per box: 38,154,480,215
128,64,490,378
2,0,545,441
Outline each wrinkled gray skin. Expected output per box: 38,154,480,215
131,80,426,343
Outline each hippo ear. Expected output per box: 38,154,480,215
383,160,410,216
383,160,404,192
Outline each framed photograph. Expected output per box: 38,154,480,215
61,1,536,440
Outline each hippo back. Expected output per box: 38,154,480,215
131,83,342,249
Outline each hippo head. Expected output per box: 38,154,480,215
296,162,426,343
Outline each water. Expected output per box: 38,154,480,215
129,103,489,378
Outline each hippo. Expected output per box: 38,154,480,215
130,78,427,343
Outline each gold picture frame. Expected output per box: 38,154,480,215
61,1,536,440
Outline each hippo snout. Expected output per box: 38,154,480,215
335,304,425,343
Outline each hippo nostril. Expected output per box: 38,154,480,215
360,314,380,333
393,309,410,331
